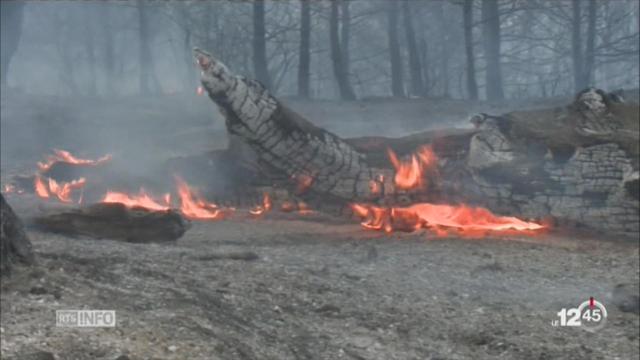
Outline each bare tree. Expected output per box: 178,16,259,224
402,0,424,97
387,0,405,97
253,1,272,90
584,0,597,86
572,0,584,92
463,0,478,100
330,0,356,100
0,1,24,86
298,0,311,98
482,0,503,100
137,0,159,95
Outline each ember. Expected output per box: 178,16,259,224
250,192,272,216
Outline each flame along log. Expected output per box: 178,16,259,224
193,48,546,235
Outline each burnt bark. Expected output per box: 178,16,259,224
387,0,405,97
297,0,311,98
34,203,189,243
1,194,34,276
463,0,479,100
0,1,24,86
329,0,356,101
402,0,424,97
252,1,272,90
481,0,503,100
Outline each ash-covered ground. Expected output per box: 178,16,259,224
1,93,639,359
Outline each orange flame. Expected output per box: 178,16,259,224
197,86,205,96
34,176,50,198
387,146,436,190
351,203,545,237
102,189,171,211
175,176,225,220
293,174,314,194
34,176,86,203
250,192,272,216
38,149,111,172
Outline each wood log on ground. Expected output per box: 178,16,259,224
33,202,189,243
193,48,639,238
1,194,34,276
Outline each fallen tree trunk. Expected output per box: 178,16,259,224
194,48,395,211
33,203,189,243
1,194,34,275
195,49,638,238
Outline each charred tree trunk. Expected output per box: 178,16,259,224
572,0,584,93
340,0,352,84
402,0,424,97
137,0,155,95
329,0,356,101
195,48,391,207
481,0,503,100
463,0,479,100
100,5,116,96
297,0,311,98
387,0,405,97
1,194,34,276
0,1,24,86
252,1,272,90
584,0,597,86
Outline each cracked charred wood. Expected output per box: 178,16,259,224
33,202,189,243
194,48,396,210
194,49,638,237
1,194,35,276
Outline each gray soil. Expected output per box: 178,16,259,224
1,93,639,359
1,199,638,360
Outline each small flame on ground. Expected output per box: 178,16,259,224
175,176,225,220
37,149,112,172
351,203,545,237
197,86,205,96
102,189,171,211
34,176,86,203
250,192,272,216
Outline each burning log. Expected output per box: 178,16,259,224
194,47,638,238
1,194,35,275
33,203,189,243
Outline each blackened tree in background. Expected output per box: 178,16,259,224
253,1,272,90
0,1,24,86
482,0,503,100
387,0,405,97
298,0,311,98
463,0,479,100
402,0,424,97
330,0,356,100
